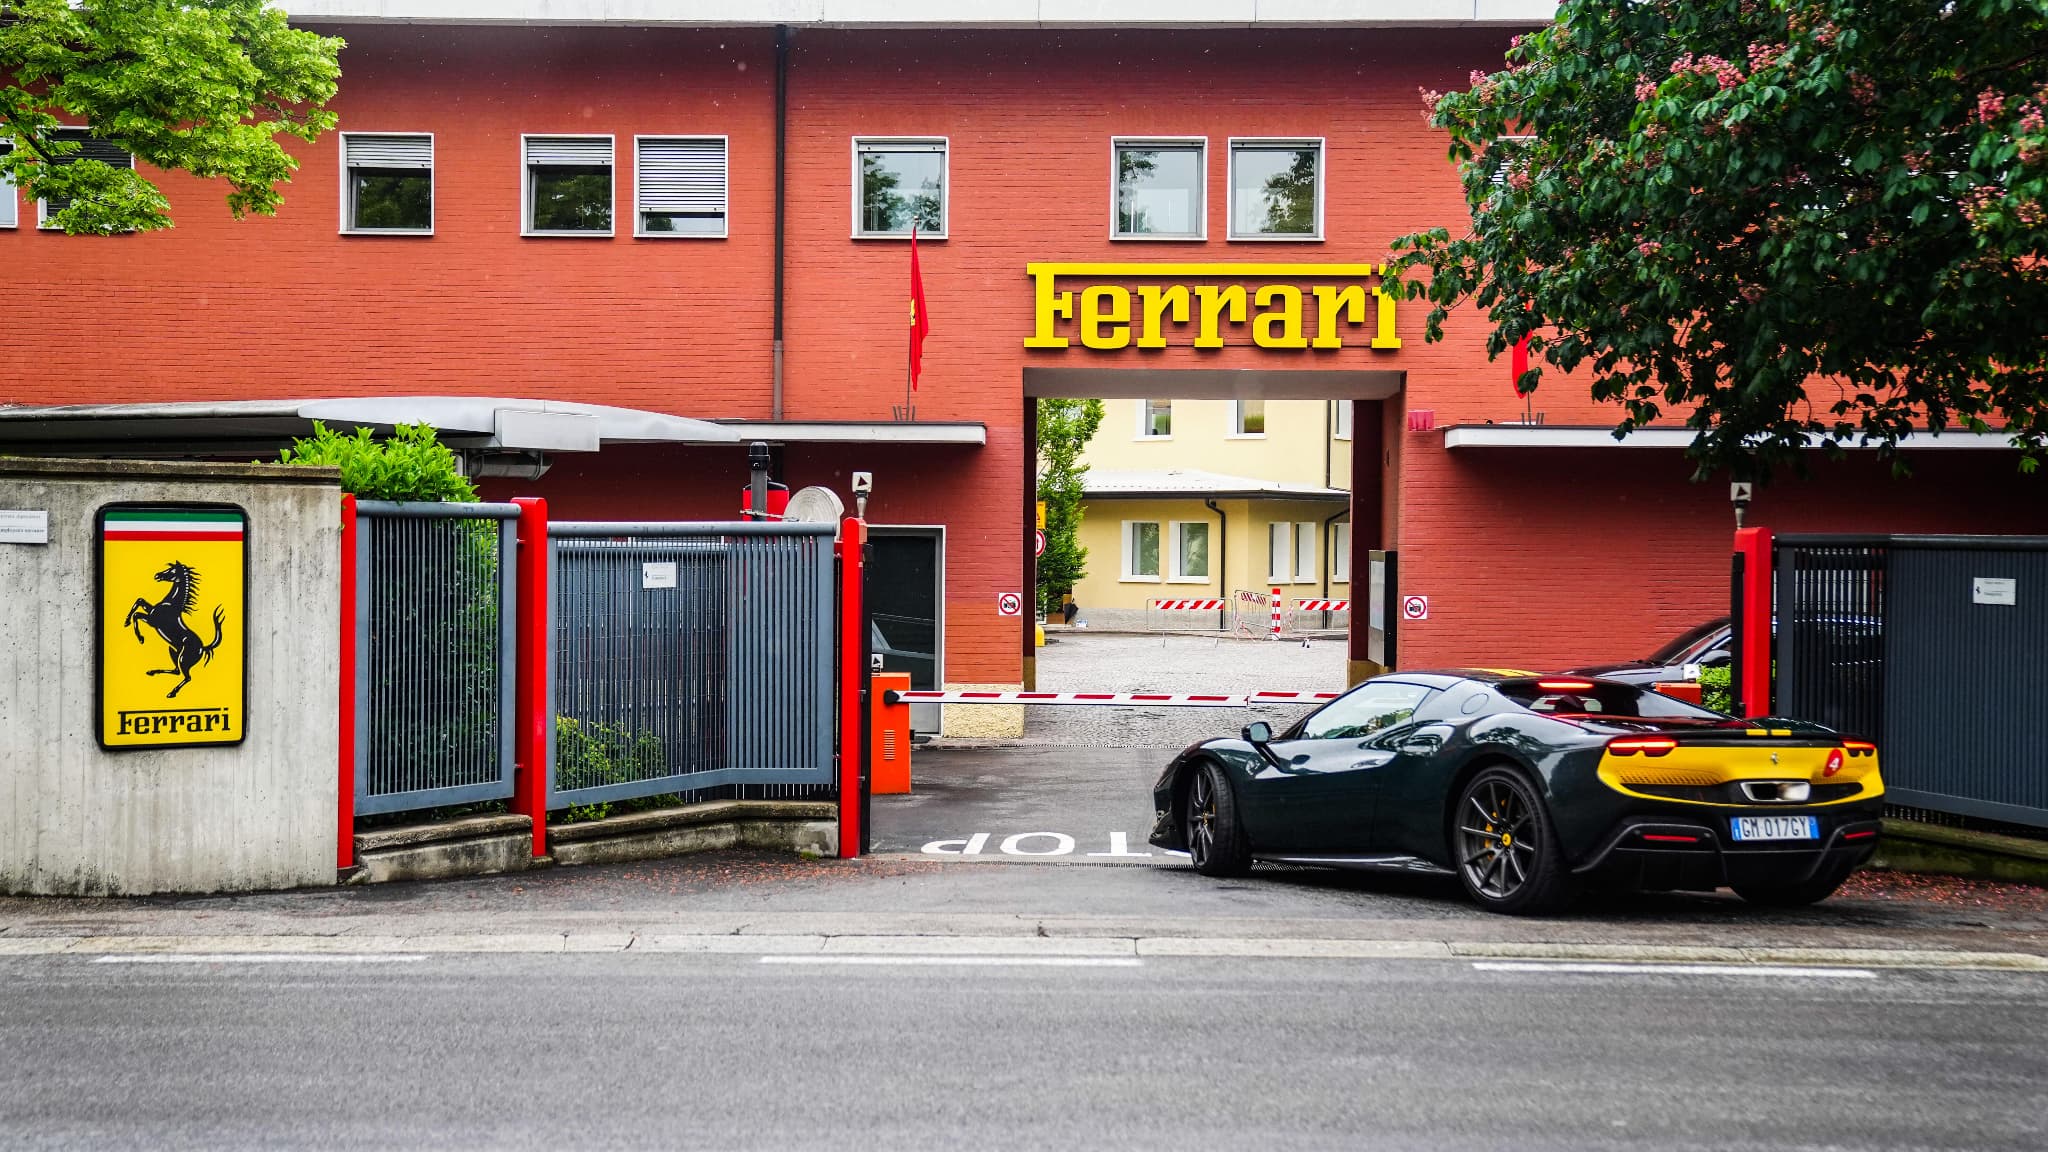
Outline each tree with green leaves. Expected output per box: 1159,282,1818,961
275,422,478,502
1,0,342,235
1394,0,2048,480
1036,397,1105,615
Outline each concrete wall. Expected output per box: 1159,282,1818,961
0,459,343,895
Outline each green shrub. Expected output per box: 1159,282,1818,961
1699,665,1733,714
276,421,478,502
554,715,680,823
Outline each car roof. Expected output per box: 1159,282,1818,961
1376,669,1521,689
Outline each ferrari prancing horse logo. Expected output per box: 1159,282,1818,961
98,505,247,749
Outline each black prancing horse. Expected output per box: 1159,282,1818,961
123,561,226,698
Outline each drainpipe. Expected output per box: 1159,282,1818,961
1204,497,1228,632
1323,399,1333,491
1319,505,1348,631
771,25,790,420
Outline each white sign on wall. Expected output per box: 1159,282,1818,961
0,510,49,545
996,591,1024,617
1972,577,2017,606
642,561,678,590
1402,594,1429,621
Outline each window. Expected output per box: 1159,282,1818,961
341,133,432,234
1295,522,1316,583
854,138,946,238
38,130,133,229
635,136,727,238
1124,521,1162,580
1233,399,1266,436
1267,521,1292,583
1298,681,1432,740
1332,523,1351,583
1112,138,1204,240
1170,521,1210,581
1487,135,1537,188
1229,138,1323,240
523,135,614,236
1138,399,1172,438
1333,400,1353,440
0,141,14,229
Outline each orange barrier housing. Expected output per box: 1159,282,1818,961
1654,680,1705,705
871,672,913,794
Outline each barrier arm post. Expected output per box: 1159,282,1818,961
337,494,357,870
511,497,550,859
1733,526,1773,717
838,515,867,858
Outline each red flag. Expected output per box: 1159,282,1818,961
909,224,931,390
1511,334,1532,396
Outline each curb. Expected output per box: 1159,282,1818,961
1873,819,2048,888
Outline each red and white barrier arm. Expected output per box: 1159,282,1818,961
1149,598,1227,610
885,689,1344,708
1290,599,1350,611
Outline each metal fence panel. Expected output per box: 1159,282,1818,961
549,521,836,807
355,502,520,816
1773,540,1887,741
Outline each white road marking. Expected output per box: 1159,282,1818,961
919,832,991,855
999,832,1076,856
93,954,428,965
1473,961,1878,979
760,955,1143,968
1085,831,1153,858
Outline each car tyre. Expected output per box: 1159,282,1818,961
1453,766,1576,915
1184,760,1250,877
1732,858,1857,908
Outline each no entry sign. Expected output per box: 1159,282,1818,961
996,591,1024,616
1402,594,1429,621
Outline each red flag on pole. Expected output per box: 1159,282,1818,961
1511,334,1532,396
908,224,931,390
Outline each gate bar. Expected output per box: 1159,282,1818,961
551,520,836,538
838,516,866,858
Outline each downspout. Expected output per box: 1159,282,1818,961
1324,399,1333,491
1204,498,1228,632
771,25,790,420
1320,400,1339,628
1319,505,1348,630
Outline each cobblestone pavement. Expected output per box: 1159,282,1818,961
1014,630,1347,748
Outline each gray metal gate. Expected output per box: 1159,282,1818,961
354,501,519,815
1774,534,2048,829
548,520,837,807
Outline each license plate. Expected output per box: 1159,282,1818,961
1730,815,1818,842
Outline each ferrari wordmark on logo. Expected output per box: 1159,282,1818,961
99,505,248,749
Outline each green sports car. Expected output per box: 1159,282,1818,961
1148,670,1884,914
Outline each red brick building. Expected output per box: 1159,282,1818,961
4,4,2041,699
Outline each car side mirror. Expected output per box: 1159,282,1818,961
1242,721,1273,745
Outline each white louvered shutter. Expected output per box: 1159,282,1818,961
40,131,133,225
0,142,14,229
345,134,433,170
636,138,726,216
525,136,614,167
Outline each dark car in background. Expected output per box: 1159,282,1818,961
1569,618,1733,687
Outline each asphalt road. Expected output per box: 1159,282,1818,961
3,952,2042,1151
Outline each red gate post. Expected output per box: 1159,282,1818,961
1733,526,1773,717
338,494,357,870
511,497,550,858
838,515,867,859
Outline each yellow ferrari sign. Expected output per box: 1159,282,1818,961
97,504,247,749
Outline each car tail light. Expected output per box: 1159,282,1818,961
1823,748,1846,777
1844,740,1876,758
1842,829,1877,841
1607,736,1678,757
1537,679,1597,691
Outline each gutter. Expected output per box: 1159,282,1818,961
1204,497,1227,631
771,24,789,420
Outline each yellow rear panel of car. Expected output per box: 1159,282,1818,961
1597,744,1883,806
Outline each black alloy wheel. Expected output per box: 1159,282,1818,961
1184,760,1250,877
1453,767,1575,914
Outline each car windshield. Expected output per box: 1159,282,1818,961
1496,678,1727,721
1645,619,1728,664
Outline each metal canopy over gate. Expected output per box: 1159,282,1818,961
547,520,837,807
1766,533,2048,829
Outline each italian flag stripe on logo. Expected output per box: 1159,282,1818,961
104,509,245,542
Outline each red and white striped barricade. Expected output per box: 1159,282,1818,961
883,689,1345,708
1230,588,1270,638
1145,597,1228,633
1290,598,1350,612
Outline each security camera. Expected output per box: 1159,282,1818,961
850,472,874,494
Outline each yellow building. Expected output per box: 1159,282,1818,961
1070,397,1353,630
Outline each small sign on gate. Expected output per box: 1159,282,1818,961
642,561,677,589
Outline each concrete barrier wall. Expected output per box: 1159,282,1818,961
0,459,342,895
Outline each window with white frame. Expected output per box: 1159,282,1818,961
1333,399,1353,440
1124,521,1162,580
1170,521,1210,582
0,141,14,229
1233,398,1266,436
854,138,946,238
1295,521,1316,584
38,129,133,229
636,136,727,237
341,133,433,234
1267,521,1292,584
523,135,614,236
1137,399,1172,438
1113,138,1204,239
1332,522,1351,583
1229,138,1322,240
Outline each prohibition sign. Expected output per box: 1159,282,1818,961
997,591,1024,617
1401,594,1429,621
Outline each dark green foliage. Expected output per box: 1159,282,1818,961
1394,0,2048,480
1036,397,1105,614
553,716,683,823
275,422,479,502
1,0,343,234
352,171,431,230
1699,664,1734,713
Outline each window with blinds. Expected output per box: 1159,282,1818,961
38,129,133,229
0,141,14,229
341,133,433,233
523,135,614,235
635,136,727,238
